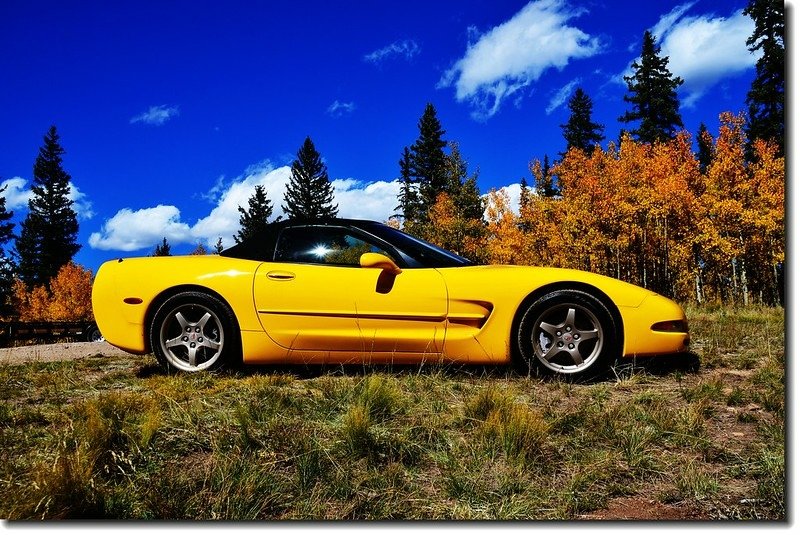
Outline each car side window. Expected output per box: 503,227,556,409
275,226,395,266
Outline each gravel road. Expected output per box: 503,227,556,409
0,341,132,365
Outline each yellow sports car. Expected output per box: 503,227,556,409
92,218,689,378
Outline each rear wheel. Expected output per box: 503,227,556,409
149,291,238,373
517,290,620,380
86,324,104,342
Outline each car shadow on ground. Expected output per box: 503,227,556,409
135,351,701,384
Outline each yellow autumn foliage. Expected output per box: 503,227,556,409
472,112,784,305
13,262,94,321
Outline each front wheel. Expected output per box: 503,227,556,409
517,290,620,380
149,291,239,373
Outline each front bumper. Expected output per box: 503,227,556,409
620,294,690,357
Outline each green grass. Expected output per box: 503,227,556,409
0,306,785,520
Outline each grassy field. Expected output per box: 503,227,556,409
0,306,785,520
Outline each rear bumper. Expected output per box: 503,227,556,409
92,262,148,354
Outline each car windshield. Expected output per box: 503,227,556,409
365,223,475,268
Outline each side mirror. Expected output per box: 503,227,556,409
359,252,402,275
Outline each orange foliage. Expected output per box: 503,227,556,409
473,112,784,305
419,193,487,261
485,189,526,265
13,262,94,321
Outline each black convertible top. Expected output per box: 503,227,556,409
219,218,473,268
220,219,392,263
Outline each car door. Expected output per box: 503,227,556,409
253,224,447,356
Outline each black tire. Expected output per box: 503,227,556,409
517,289,620,380
149,291,239,373
86,324,104,342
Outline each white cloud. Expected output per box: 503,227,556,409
364,39,421,64
439,0,602,120
616,7,756,108
1,176,93,220
89,163,403,252
486,183,522,216
192,170,401,248
191,164,292,248
88,205,192,251
545,78,581,114
655,11,756,107
130,104,180,126
331,178,401,221
650,2,697,42
327,100,356,117
0,177,32,210
68,182,94,220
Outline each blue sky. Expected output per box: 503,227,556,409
0,0,762,272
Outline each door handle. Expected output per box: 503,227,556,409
267,270,295,281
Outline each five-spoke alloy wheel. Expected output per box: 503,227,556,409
518,290,619,379
149,291,238,373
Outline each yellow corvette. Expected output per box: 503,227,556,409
92,219,689,378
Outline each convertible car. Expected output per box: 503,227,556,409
92,218,689,378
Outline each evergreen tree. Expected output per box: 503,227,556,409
519,176,531,211
444,142,484,221
282,137,338,220
560,88,604,155
15,126,81,287
536,155,558,197
697,123,714,174
419,143,486,261
0,184,16,314
214,237,224,254
619,31,684,144
190,243,209,255
397,105,484,237
153,237,171,256
0,186,13,249
410,103,448,217
235,184,274,243
396,147,421,222
518,176,532,232
744,0,784,154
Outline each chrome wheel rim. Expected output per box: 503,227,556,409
531,303,603,374
89,328,104,342
159,304,224,371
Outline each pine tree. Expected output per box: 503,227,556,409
190,243,209,255
235,184,274,243
518,176,532,232
396,147,421,222
620,31,684,144
0,186,13,250
15,126,81,287
410,103,448,217
411,142,487,259
282,137,338,220
0,183,16,315
697,123,714,174
444,142,484,221
214,237,224,254
153,237,171,256
398,105,483,237
519,176,531,211
744,0,784,154
560,88,604,155
536,155,558,197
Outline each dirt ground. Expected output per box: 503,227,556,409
0,340,131,365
